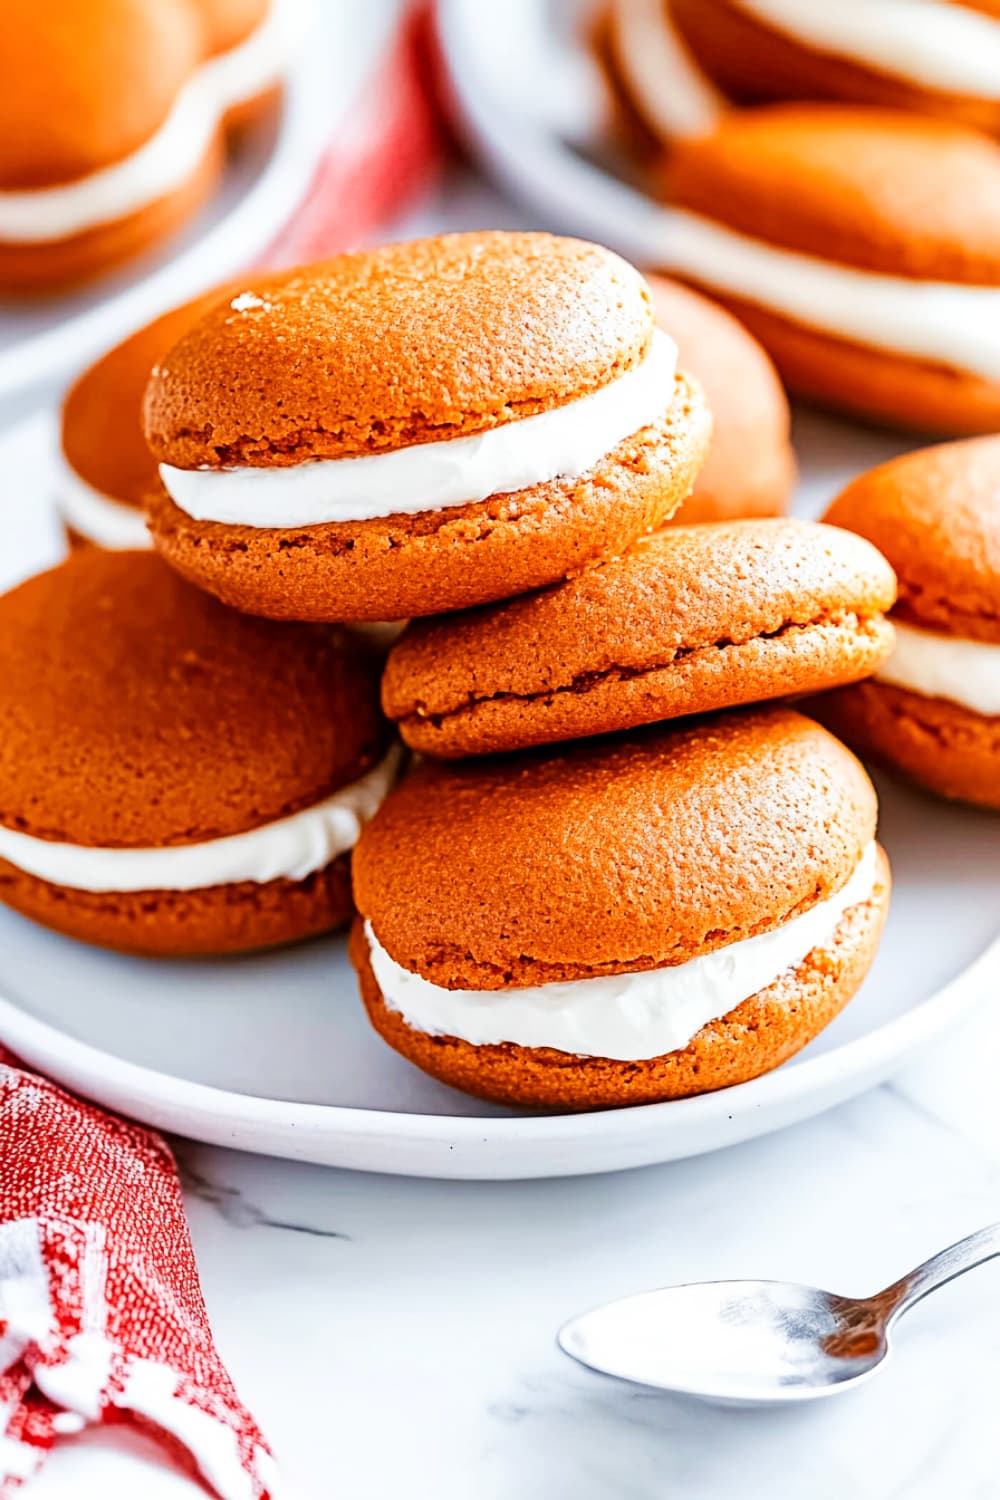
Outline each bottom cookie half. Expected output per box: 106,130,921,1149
684,291,1000,437
351,849,890,1111
815,680,1000,810
0,140,222,295
0,851,354,956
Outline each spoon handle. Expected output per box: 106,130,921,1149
879,1223,1000,1323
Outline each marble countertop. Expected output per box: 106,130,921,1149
28,1034,1000,1500
7,172,1000,1500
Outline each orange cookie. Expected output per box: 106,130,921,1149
0,0,299,293
811,435,1000,809
647,275,794,522
351,706,889,1110
382,518,896,758
0,0,220,292
58,281,246,549
143,232,712,622
670,0,1000,136
0,549,400,955
660,105,1000,433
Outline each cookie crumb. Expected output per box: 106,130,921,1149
231,292,268,312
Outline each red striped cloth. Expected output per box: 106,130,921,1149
0,1047,273,1498
265,1,442,267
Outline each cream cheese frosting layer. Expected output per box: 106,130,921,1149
0,744,401,893
366,842,878,1062
877,619,1000,716
734,0,1000,100
658,210,1000,383
158,329,680,528
610,0,724,140
0,0,304,243
56,452,152,550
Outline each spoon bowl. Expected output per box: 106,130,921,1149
560,1280,890,1406
559,1223,1000,1406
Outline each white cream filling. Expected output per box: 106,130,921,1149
0,744,400,894
158,330,679,528
199,0,305,111
877,619,1000,716
610,0,724,140
367,842,878,1062
734,0,1000,100
55,451,152,550
657,210,1000,383
0,0,304,243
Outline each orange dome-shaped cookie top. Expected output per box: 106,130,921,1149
353,706,877,988
665,105,1000,283
824,435,1000,642
0,0,204,189
380,518,897,757
143,231,656,469
0,549,387,848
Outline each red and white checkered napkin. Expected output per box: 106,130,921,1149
0,1047,275,1499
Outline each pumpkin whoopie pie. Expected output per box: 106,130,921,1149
669,0,1000,137
58,281,243,549
142,232,712,622
0,0,219,292
381,517,896,759
351,707,890,1110
0,549,400,955
0,0,299,293
658,105,1000,433
647,275,794,522
813,436,1000,810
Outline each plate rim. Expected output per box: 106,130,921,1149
1,931,996,1177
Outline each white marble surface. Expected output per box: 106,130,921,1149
5,170,1000,1499
26,1067,1000,1500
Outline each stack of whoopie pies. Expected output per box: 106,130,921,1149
595,4,1000,435
3,229,918,1113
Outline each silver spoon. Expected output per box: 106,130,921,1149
558,1223,1000,1406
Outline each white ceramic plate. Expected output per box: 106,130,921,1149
0,0,403,405
0,406,998,1179
0,773,997,1179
